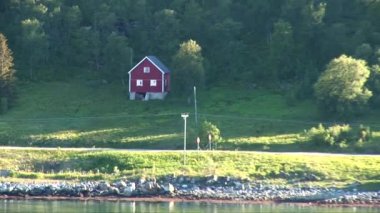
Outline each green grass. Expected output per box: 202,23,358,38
0,149,379,189
0,80,380,152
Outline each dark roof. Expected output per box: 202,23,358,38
147,56,170,73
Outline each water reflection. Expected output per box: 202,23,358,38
0,200,379,213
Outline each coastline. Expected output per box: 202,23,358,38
0,176,379,206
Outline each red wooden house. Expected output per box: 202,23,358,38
128,56,170,100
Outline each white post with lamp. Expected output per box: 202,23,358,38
181,113,189,165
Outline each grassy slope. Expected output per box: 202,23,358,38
0,80,379,152
1,149,379,189
0,81,379,188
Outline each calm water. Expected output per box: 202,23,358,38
0,200,379,213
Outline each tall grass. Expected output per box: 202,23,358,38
1,149,379,185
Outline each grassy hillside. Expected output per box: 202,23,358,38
0,80,380,152
1,149,380,190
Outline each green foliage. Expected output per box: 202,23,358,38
368,65,380,107
354,43,373,62
305,124,372,148
0,0,379,95
151,9,180,62
199,120,222,143
0,33,16,110
19,18,48,80
268,19,296,81
314,55,372,118
0,0,377,89
103,33,131,81
172,39,205,95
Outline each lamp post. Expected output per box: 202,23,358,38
181,113,189,165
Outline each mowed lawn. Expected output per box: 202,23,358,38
0,80,379,152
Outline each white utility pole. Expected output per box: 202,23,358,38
181,113,189,165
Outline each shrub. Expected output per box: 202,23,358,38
314,55,372,118
199,121,222,143
305,124,371,147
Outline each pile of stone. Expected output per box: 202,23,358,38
0,175,379,205
0,179,175,197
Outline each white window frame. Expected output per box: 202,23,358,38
143,67,150,73
136,79,143,86
150,79,157,87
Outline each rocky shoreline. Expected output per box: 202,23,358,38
0,176,379,205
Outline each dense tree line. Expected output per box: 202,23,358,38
1,0,380,112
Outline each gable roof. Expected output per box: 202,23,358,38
128,56,170,74
146,56,170,73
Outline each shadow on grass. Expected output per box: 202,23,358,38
343,180,380,191
219,142,310,152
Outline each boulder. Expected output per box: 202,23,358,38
98,181,110,191
121,183,135,196
115,180,127,189
109,186,120,195
163,183,175,194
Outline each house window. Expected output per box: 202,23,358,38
150,80,157,87
143,67,150,73
136,79,143,86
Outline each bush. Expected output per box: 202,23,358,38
199,121,222,143
305,124,371,147
314,55,372,118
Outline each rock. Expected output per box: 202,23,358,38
190,178,196,184
233,181,244,190
163,183,175,194
206,175,218,184
0,177,379,203
178,176,184,183
245,183,252,190
139,177,146,184
115,180,127,189
139,181,161,194
98,181,110,191
144,182,154,191
109,186,120,195
121,183,135,196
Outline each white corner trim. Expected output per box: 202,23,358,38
129,72,131,92
162,73,164,92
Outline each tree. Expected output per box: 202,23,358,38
151,9,180,62
368,65,380,107
178,0,204,40
268,19,297,81
314,55,372,118
20,18,48,79
199,120,222,144
206,18,244,83
0,33,16,111
171,39,205,95
103,33,132,82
